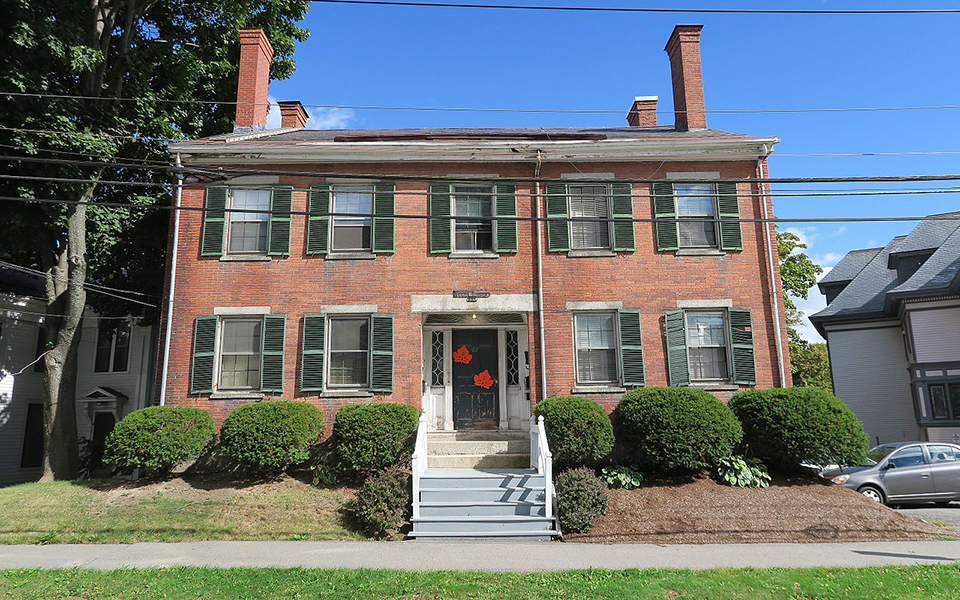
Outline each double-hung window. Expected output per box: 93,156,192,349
332,185,373,252
569,184,611,250
574,312,619,385
685,311,729,381
929,383,960,420
328,317,370,388
227,189,271,254
675,183,718,248
218,319,262,390
94,321,131,373
452,185,494,252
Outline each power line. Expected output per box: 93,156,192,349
311,0,960,15
6,89,960,115
1,192,957,225
0,261,159,307
0,142,174,167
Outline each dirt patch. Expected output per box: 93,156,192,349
564,473,956,544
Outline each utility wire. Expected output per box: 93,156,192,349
0,261,159,307
6,90,960,115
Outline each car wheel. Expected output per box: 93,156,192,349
859,486,885,504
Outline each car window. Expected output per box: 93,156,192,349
887,445,927,469
865,445,898,466
928,445,959,464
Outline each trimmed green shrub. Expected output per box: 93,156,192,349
612,387,743,473
555,467,608,533
333,403,420,474
219,401,325,470
345,465,410,538
535,396,614,466
103,406,214,474
730,387,869,469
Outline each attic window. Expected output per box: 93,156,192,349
896,252,933,284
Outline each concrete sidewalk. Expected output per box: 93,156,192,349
2,540,959,571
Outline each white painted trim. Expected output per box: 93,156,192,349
214,306,271,315
561,172,615,180
634,95,659,101
677,299,733,309
566,301,624,311
666,171,721,180
411,294,536,313
824,320,902,332
904,299,960,311
320,304,378,314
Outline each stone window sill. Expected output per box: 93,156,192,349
690,382,740,391
572,385,627,394
320,389,375,398
326,252,376,261
676,248,725,257
220,254,271,262
210,391,265,400
567,249,618,258
449,251,499,260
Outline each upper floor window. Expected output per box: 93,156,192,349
332,185,373,252
219,318,262,390
569,184,611,250
675,183,718,248
227,189,271,254
94,321,130,373
328,317,370,388
573,312,618,385
685,311,729,382
929,383,960,420
453,185,493,252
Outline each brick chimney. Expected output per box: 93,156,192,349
235,29,274,131
664,24,706,131
626,96,658,127
278,101,309,129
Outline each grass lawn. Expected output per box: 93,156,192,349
0,475,364,544
1,566,959,599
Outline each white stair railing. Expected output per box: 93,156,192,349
530,415,554,520
411,414,429,520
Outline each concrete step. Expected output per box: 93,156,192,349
428,431,529,442
427,453,531,469
419,501,546,517
408,530,557,539
411,516,556,534
428,440,530,456
420,486,545,503
420,469,544,489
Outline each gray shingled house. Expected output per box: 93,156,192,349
810,213,960,446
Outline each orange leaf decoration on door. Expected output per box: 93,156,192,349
474,370,495,389
453,345,473,364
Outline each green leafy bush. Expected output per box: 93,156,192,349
219,401,325,470
730,387,869,469
612,387,743,473
555,467,609,533
332,403,420,474
103,406,214,474
714,456,771,488
345,465,410,538
535,396,614,466
600,465,644,490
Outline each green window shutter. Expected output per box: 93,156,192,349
618,310,644,386
729,308,757,385
611,182,635,252
369,314,394,393
716,181,743,251
267,186,293,256
306,184,330,255
190,316,218,393
372,182,395,253
545,182,570,252
665,310,690,386
260,314,286,392
429,183,452,254
652,181,678,252
201,187,227,256
301,314,326,392
494,182,518,253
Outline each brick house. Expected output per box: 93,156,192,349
162,25,789,536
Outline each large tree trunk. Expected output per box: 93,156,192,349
39,192,91,481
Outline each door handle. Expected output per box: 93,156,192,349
921,474,930,478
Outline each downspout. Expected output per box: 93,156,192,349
159,152,184,405
534,150,548,401
758,149,787,387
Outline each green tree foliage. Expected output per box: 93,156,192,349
0,1,310,479
790,342,833,392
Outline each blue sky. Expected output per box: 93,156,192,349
266,1,960,341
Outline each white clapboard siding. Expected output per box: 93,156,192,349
909,306,960,363
827,324,923,445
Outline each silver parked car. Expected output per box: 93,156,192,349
825,442,960,505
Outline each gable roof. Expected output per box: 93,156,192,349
818,247,881,288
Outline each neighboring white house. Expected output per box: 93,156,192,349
0,266,156,486
810,213,960,446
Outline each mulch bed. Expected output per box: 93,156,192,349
564,473,956,544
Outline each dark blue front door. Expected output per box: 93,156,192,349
452,329,499,430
